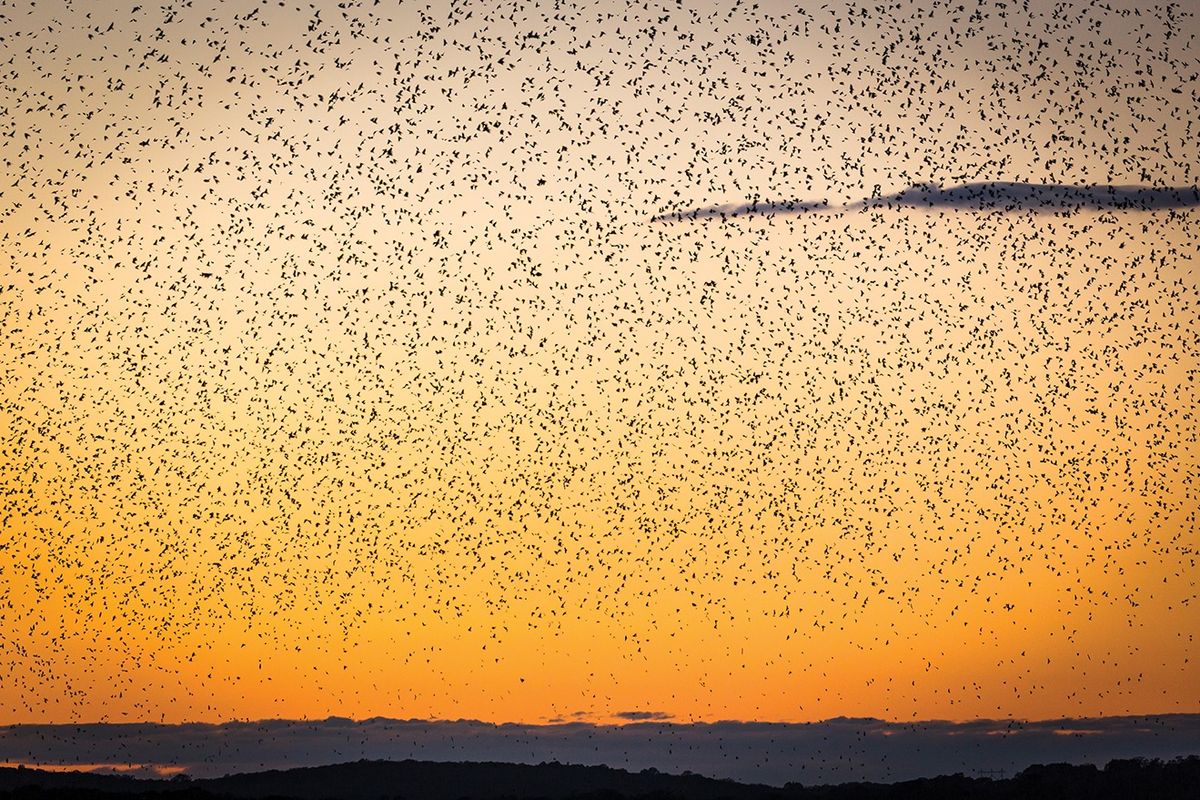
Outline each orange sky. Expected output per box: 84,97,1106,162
1,0,1198,725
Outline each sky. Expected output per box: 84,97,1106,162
0,0,1198,739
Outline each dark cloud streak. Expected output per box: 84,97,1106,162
656,183,1200,220
614,711,673,721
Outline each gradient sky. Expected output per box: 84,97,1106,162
1,0,1197,728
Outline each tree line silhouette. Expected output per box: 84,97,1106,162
2,755,1198,800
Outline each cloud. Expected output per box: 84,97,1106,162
651,199,832,221
2,715,1199,787
656,183,1200,220
614,711,674,721
854,182,1200,212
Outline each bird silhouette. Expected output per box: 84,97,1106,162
0,0,1195,755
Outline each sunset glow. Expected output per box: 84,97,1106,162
1,0,1197,732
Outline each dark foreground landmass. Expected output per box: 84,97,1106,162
2,756,1198,800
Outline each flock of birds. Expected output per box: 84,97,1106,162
0,0,1197,728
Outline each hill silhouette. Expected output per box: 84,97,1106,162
2,756,1199,800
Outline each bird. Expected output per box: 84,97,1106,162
0,0,1195,781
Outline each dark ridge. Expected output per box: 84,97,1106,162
0,761,765,800
655,183,1200,220
3,756,1200,800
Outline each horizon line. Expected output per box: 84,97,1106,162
6,711,1200,728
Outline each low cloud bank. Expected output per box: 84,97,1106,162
2,715,1199,786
